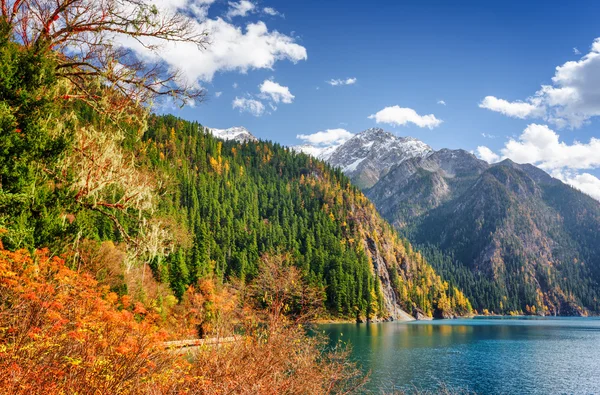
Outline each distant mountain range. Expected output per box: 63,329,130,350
212,126,600,316
367,146,600,315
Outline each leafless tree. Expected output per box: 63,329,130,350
1,0,208,108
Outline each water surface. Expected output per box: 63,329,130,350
321,317,600,394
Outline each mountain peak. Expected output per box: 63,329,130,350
324,129,433,188
493,158,560,186
497,158,516,166
208,126,258,143
355,127,389,138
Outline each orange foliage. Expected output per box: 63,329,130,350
0,247,178,394
0,247,367,394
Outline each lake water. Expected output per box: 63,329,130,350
321,317,600,394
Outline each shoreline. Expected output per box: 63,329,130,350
314,314,598,325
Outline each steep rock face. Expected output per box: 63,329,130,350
364,236,414,321
327,128,432,189
340,192,472,321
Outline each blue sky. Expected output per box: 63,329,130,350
141,0,600,199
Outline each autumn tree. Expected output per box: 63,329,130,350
0,0,207,258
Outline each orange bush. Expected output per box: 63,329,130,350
0,247,179,394
0,246,367,394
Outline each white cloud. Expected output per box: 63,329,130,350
476,146,501,163
573,47,581,55
475,123,600,201
215,91,222,97
232,82,238,89
479,37,600,128
479,96,542,119
225,0,255,19
368,105,443,129
327,77,357,86
259,79,294,103
296,128,354,146
263,7,283,17
231,79,294,116
554,171,600,201
232,97,265,116
481,133,497,139
437,100,446,106
118,18,307,84
500,124,600,170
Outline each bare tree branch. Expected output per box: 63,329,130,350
2,0,209,108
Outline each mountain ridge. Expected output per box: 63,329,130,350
295,127,433,188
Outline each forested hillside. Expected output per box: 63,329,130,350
366,148,600,316
137,115,472,320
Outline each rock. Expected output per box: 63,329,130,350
413,307,433,321
434,309,456,319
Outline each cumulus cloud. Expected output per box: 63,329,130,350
259,80,294,103
296,128,354,146
183,19,307,82
214,91,222,97
481,133,496,139
573,47,581,55
368,106,443,129
479,96,542,119
225,0,255,19
326,78,357,86
554,171,600,201
479,37,600,128
500,124,600,170
232,79,294,115
117,15,307,84
232,97,265,116
476,146,501,163
476,123,600,201
437,100,446,106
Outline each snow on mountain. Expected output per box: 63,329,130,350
209,126,257,143
211,126,431,189
297,128,433,188
292,144,338,161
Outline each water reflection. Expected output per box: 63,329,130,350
322,318,600,394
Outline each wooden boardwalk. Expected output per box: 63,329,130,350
163,336,238,354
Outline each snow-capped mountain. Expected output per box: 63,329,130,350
209,126,257,143
291,144,338,161
297,128,433,188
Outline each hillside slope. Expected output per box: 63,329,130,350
143,116,472,320
367,151,600,315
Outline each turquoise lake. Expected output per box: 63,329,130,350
321,317,600,394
